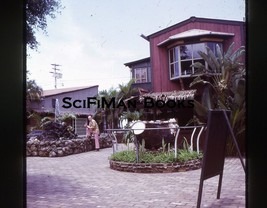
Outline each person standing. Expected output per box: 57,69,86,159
84,114,100,151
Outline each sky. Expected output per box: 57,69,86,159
27,0,245,92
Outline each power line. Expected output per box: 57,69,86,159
50,64,63,89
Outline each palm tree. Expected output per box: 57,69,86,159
26,77,43,132
117,79,138,103
189,42,246,155
96,87,119,129
26,78,43,113
96,79,139,130
116,79,139,125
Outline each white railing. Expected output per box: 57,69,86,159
106,125,206,159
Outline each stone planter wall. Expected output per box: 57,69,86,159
109,159,202,173
27,134,113,157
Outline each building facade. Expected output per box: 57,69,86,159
125,16,245,94
29,85,99,136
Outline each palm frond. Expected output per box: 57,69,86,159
216,44,224,66
224,42,235,59
189,76,210,88
230,46,246,62
206,46,220,72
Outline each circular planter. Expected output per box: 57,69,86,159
109,159,202,173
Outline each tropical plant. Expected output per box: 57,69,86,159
58,112,76,126
27,112,43,132
96,79,139,130
26,79,43,105
120,110,143,122
159,138,172,155
96,87,119,129
26,79,43,99
26,77,44,125
177,137,203,162
40,116,54,128
117,79,138,104
189,42,246,155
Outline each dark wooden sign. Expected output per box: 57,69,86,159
197,109,231,208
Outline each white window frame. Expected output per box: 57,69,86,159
134,67,148,83
168,42,222,80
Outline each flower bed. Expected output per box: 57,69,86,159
108,149,202,173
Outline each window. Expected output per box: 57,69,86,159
169,47,180,77
134,67,148,83
168,42,222,79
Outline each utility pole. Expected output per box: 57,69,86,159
50,64,62,89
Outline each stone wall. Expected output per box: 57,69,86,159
27,133,113,157
109,159,202,173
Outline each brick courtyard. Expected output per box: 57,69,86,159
27,146,246,208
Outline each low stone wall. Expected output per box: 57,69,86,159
27,134,113,157
109,159,202,173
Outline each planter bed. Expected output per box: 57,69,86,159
109,158,202,173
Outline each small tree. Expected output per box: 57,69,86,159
96,79,138,129
96,87,119,129
117,79,138,104
26,77,43,115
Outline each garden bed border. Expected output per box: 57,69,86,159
109,158,202,173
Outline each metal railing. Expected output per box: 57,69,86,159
106,125,206,161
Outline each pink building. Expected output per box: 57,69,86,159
125,16,245,94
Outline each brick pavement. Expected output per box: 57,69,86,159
27,145,246,208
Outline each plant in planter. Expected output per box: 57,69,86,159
177,137,202,162
109,137,202,164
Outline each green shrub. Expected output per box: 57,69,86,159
109,150,136,163
109,150,202,163
177,149,203,162
141,151,176,163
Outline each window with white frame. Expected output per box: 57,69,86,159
169,42,222,79
134,67,148,83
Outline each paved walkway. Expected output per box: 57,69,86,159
27,145,246,208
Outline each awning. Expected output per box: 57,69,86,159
157,29,234,46
139,89,197,102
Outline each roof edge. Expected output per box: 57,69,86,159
43,85,99,97
124,57,150,67
147,16,245,39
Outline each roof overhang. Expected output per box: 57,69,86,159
139,90,197,102
124,57,150,68
157,29,234,47
42,85,98,97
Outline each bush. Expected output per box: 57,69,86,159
109,150,202,163
177,149,203,162
109,150,136,163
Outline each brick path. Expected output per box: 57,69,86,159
27,146,246,208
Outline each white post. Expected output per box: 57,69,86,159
174,128,180,159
